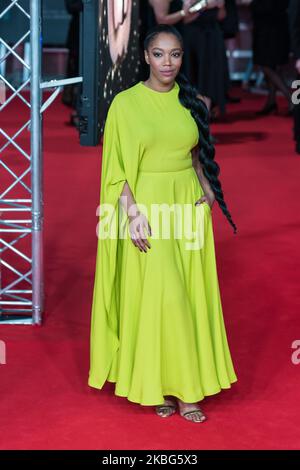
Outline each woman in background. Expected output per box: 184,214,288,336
148,0,201,35
246,0,291,115
182,0,229,115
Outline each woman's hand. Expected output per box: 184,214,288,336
183,0,193,12
182,0,202,23
128,211,152,253
195,193,215,209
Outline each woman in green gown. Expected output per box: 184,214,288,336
88,24,238,423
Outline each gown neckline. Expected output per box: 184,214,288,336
139,80,179,95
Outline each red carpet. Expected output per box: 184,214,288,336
0,89,300,450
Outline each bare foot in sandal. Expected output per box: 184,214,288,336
177,398,207,423
155,397,177,418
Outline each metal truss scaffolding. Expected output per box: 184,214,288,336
0,0,82,324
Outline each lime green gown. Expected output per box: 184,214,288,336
88,80,237,406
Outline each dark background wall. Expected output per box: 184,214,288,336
1,0,71,46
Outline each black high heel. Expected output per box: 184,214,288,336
256,102,278,116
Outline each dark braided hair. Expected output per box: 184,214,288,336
143,24,237,234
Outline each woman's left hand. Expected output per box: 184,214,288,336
195,193,215,209
182,0,201,23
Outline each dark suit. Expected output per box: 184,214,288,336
220,0,239,39
289,0,300,58
289,0,300,144
252,0,290,68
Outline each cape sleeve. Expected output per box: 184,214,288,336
88,93,140,389
99,96,127,205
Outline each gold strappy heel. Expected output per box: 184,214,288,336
180,407,207,423
155,399,177,418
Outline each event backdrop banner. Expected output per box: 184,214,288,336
79,0,141,146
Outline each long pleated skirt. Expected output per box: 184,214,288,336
105,164,237,406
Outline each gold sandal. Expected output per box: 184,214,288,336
180,408,207,423
155,399,177,418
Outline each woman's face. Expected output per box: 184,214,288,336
144,33,183,84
